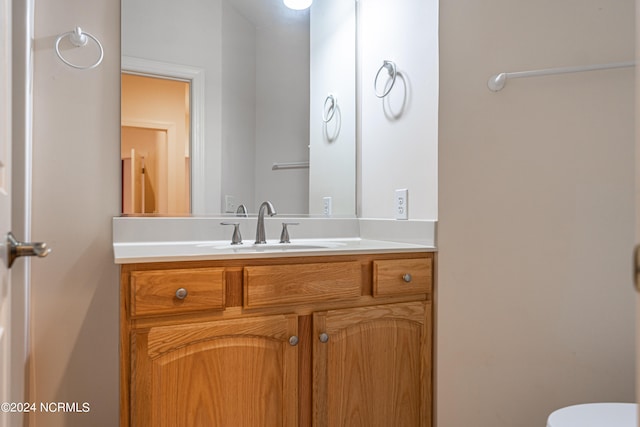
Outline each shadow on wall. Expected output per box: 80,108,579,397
44,237,119,427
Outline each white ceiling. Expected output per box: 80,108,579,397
229,0,310,28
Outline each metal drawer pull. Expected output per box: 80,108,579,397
289,336,299,346
402,273,412,283
319,333,329,343
175,288,188,300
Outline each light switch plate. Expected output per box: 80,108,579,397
395,189,408,220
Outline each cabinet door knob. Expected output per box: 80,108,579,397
175,288,188,300
289,336,299,346
319,333,329,343
402,273,412,283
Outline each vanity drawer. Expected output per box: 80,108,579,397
243,261,361,309
373,258,432,297
129,268,225,317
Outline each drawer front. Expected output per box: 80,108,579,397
373,258,432,297
130,268,225,317
244,261,362,309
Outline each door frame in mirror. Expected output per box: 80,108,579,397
121,56,206,214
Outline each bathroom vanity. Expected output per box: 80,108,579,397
118,240,434,427
119,0,439,421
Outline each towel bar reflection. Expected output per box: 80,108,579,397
272,161,309,170
488,61,635,92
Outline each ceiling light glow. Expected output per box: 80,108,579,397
283,0,312,10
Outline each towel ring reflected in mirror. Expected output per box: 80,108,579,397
322,94,337,123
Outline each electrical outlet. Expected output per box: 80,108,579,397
395,189,408,220
224,195,236,213
323,196,332,217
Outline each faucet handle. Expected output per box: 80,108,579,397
236,204,248,217
279,222,299,244
221,222,243,245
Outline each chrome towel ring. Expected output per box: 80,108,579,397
322,94,337,123
55,27,104,70
374,60,397,98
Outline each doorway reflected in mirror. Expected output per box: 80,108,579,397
121,74,190,214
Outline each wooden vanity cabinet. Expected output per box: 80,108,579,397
120,253,434,427
130,314,299,427
313,301,431,427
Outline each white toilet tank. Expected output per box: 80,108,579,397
547,402,637,427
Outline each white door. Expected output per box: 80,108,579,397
636,3,640,426
0,0,13,423
1,2,48,425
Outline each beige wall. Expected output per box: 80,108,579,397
30,0,120,425
438,1,635,426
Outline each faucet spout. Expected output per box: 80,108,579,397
255,201,276,244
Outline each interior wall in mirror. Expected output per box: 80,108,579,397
360,0,439,220
222,0,310,215
122,0,222,214
122,0,357,216
309,0,356,216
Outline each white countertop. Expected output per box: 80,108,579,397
113,237,434,264
112,217,437,264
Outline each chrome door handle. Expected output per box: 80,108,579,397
6,232,51,268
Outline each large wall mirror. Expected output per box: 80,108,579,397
121,0,357,216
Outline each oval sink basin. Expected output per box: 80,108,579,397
226,244,332,251
201,240,346,252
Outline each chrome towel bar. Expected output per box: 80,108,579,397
488,61,634,92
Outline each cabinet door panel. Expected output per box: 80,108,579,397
132,315,298,427
313,301,431,427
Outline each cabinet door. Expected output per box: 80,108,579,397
131,314,298,427
313,301,431,427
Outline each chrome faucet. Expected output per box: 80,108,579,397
255,201,276,244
